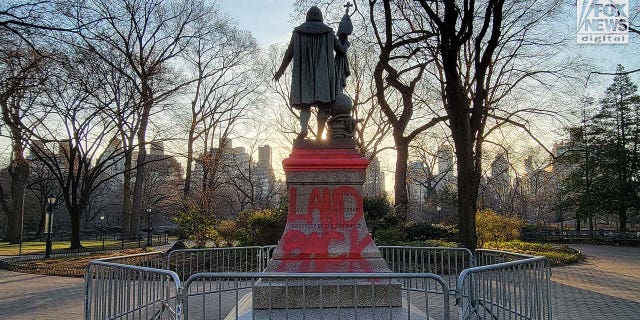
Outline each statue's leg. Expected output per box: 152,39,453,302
298,107,310,140
317,108,329,140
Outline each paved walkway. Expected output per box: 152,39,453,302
0,244,639,319
551,244,640,320
0,270,84,319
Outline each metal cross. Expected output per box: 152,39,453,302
344,1,353,14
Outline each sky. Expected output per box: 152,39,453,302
2,1,638,194
217,1,640,186
219,0,295,48
218,1,638,71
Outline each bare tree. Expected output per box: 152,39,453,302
0,38,48,243
25,157,59,238
102,60,139,237
347,39,393,158
224,140,280,213
368,0,448,220
181,12,259,199
76,0,213,237
29,50,127,249
408,134,456,217
142,150,182,219
404,0,572,249
0,1,77,50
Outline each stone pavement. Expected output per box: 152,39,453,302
551,244,640,320
0,244,638,319
0,270,84,319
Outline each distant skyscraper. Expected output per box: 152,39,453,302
364,155,385,197
255,145,276,204
407,161,432,220
491,152,511,184
435,144,456,192
524,155,534,175
437,145,454,176
150,140,164,155
491,152,510,189
258,145,272,171
219,137,232,149
192,139,278,214
27,140,51,160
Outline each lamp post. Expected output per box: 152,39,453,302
44,194,56,259
146,207,152,247
100,215,105,250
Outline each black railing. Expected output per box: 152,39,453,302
0,234,170,277
523,229,640,244
3,234,169,257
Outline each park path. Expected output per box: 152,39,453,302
0,244,639,319
0,270,84,319
550,244,640,320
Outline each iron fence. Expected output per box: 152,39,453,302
85,253,182,320
85,246,551,320
522,229,640,244
456,255,552,320
181,272,451,320
3,234,169,257
379,246,473,289
101,251,167,269
167,246,268,280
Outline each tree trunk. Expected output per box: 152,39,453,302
122,151,133,238
394,139,409,222
6,160,28,243
132,140,146,238
445,72,479,250
132,90,152,237
69,209,82,249
184,123,196,199
619,204,627,231
454,141,479,250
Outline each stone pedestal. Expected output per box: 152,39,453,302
256,139,400,309
264,139,390,273
230,293,428,320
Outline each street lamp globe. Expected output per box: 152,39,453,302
100,215,105,249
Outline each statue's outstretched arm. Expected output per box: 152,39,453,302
274,35,294,81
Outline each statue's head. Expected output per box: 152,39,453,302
306,6,323,22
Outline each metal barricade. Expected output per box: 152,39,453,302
102,251,167,269
167,247,266,280
474,249,534,267
83,246,552,320
379,246,474,288
260,245,276,270
85,255,182,320
181,272,451,320
455,255,552,320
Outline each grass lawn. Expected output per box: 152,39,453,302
0,240,125,255
483,240,584,266
2,248,148,277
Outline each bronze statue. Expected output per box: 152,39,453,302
274,6,349,140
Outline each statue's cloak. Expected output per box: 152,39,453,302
283,21,341,107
